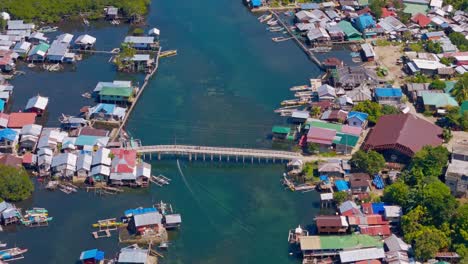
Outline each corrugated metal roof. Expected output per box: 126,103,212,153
134,212,162,226
339,247,385,263
117,247,148,263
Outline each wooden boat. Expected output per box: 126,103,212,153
81,92,91,98
92,221,123,228
25,208,48,215
268,26,284,32
154,201,174,215
0,248,27,261
0,243,6,248
274,106,298,113
294,91,314,97
267,19,278,26
272,36,292,42
281,98,309,106
290,85,311,91
38,26,58,33
259,14,272,22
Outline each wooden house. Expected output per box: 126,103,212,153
315,215,349,233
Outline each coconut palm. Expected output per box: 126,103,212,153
452,73,468,104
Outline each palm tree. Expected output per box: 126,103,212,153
452,73,468,104
310,106,321,118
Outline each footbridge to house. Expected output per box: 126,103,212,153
133,144,306,163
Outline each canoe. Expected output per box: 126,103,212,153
92,222,123,228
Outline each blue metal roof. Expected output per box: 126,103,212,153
335,180,349,191
0,128,18,142
347,111,369,122
0,100,4,112
124,207,157,217
375,88,402,97
355,14,376,31
80,249,105,260
372,202,385,214
251,0,262,7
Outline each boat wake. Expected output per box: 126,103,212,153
176,160,254,234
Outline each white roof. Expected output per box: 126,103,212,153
75,34,96,45
136,162,151,178
134,212,163,226
91,165,110,176
124,36,154,44
320,192,334,200
1,12,10,21
118,247,148,263
92,147,112,166
20,124,42,136
25,95,49,111
13,41,31,52
318,84,336,97
291,110,310,119
76,153,92,171
339,248,385,263
412,59,445,70
384,205,402,218
51,153,77,168
148,28,160,36
56,33,74,44
430,0,443,8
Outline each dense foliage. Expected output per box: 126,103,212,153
426,41,442,54
0,0,150,23
452,73,468,104
333,191,348,205
437,106,468,131
352,100,399,124
0,165,34,202
430,79,446,90
382,146,465,261
350,150,385,175
449,32,468,52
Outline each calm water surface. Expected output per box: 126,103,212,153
3,0,331,263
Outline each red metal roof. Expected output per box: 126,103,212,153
356,260,381,264
342,125,362,136
361,203,373,214
22,152,33,164
0,50,14,66
7,112,37,128
363,114,442,157
381,8,396,17
79,127,109,137
347,214,388,225
316,215,346,227
411,13,432,27
307,127,336,145
111,149,137,173
359,225,391,236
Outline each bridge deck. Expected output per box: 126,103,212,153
134,145,302,160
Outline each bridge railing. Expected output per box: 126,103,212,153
133,145,302,157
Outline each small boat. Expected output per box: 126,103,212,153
272,36,292,42
27,63,35,68
38,26,58,33
0,243,6,248
290,85,311,91
159,242,170,249
0,247,27,261
268,26,284,32
92,221,123,228
281,98,309,106
83,18,90,26
81,92,92,98
259,14,272,23
295,91,314,97
267,19,278,26
25,208,48,215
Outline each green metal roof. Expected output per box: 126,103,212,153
99,86,133,97
333,133,359,147
307,121,343,132
444,81,456,94
358,0,369,5
272,126,290,134
403,3,428,15
337,21,362,40
460,101,468,115
422,93,458,108
319,234,383,250
32,43,50,54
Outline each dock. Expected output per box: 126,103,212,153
270,11,324,70
113,47,162,141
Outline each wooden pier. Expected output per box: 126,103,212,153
270,11,324,70
112,47,162,141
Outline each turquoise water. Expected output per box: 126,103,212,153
2,0,329,263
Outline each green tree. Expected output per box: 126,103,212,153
414,226,451,261
426,41,442,54
310,106,321,118
449,32,468,52
132,28,144,36
451,204,468,254
442,128,452,142
352,100,382,124
410,42,424,52
0,165,34,201
402,205,430,241
369,0,386,18
409,146,449,180
381,105,399,115
382,180,410,210
333,191,349,205
414,180,458,226
452,73,468,104
440,57,455,66
430,79,446,90
350,150,385,175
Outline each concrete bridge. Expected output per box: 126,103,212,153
133,144,349,163
134,144,302,163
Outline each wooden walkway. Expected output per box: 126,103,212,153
112,47,162,140
270,11,324,70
